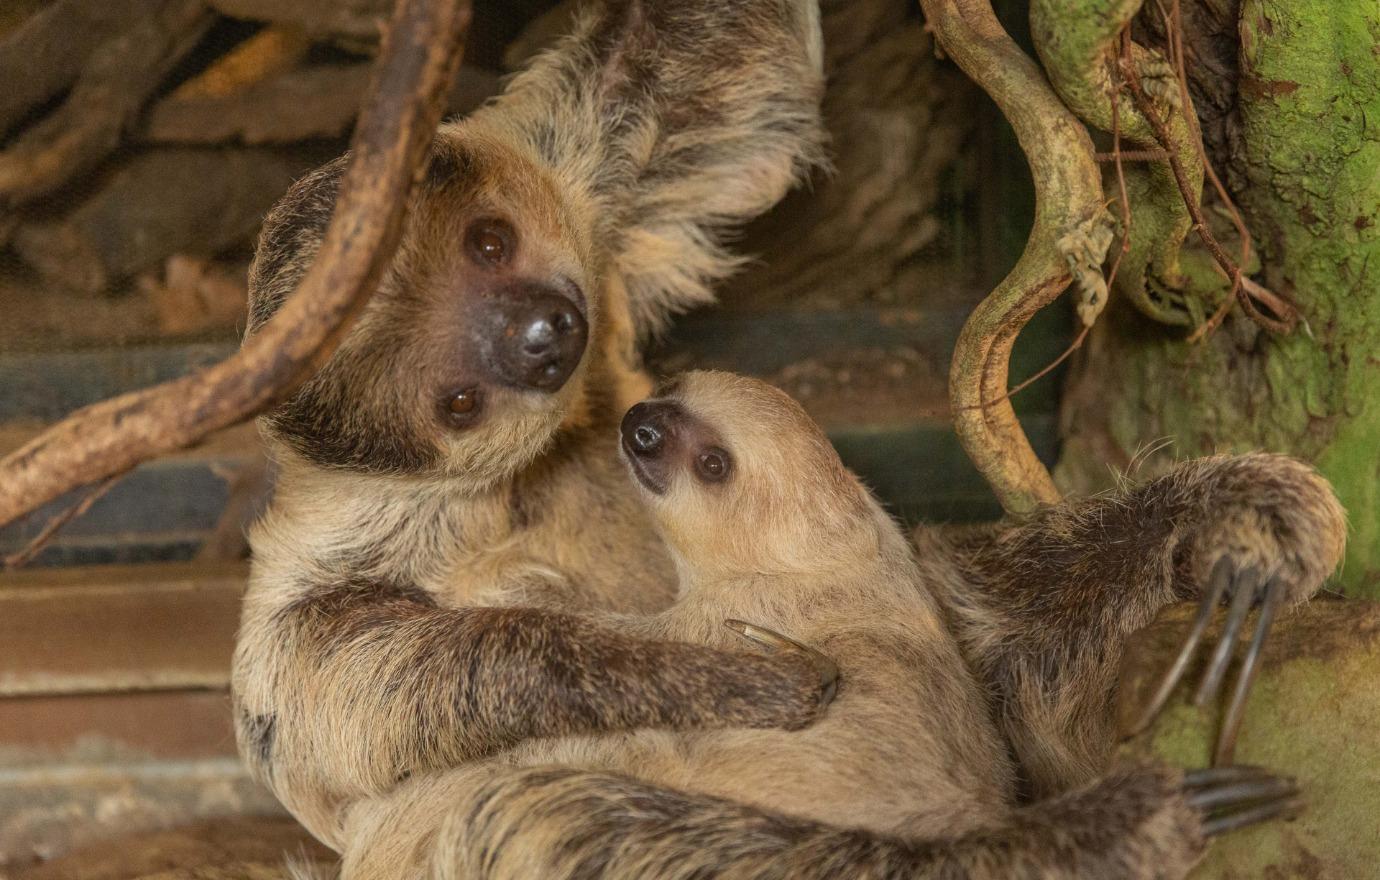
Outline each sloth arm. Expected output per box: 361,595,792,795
345,762,1289,880
240,580,829,795
921,453,1345,797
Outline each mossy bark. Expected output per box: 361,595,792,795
1059,2,1380,596
1119,601,1380,878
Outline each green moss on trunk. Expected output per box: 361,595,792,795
1119,601,1380,878
1059,2,1380,596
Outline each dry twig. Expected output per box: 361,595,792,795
2,474,123,570
1152,0,1263,344
1119,45,1298,335
0,0,473,532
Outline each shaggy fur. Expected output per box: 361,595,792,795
333,374,1323,880
233,0,829,850
926,451,1346,799
232,0,1346,873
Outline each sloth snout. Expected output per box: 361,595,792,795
622,401,679,458
480,284,588,392
631,424,663,454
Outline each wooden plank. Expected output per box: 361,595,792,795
0,689,237,762
0,563,245,697
653,307,969,377
8,816,329,880
0,758,282,866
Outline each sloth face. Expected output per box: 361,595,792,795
247,127,607,485
620,371,873,574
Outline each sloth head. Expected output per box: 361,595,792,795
245,130,615,488
243,0,824,489
620,371,880,577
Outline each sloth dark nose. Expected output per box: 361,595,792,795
487,289,588,392
621,401,678,457
629,421,664,456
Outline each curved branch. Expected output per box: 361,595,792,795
919,0,1107,515
0,0,473,531
1030,0,1203,327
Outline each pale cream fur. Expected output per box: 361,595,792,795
339,372,1016,876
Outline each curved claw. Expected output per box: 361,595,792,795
1183,765,1272,788
1183,765,1304,838
1125,558,1234,738
1185,776,1298,811
1201,795,1306,837
724,619,840,706
1214,576,1286,765
1193,565,1262,707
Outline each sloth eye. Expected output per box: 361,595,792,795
695,448,732,483
443,388,482,426
466,218,514,266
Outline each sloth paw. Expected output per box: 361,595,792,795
1187,453,1345,609
1051,762,1301,878
724,619,840,721
1131,454,1345,763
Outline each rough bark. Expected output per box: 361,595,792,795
1059,2,1380,597
1030,0,1204,327
1119,600,1380,878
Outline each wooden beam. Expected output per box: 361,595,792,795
0,563,245,697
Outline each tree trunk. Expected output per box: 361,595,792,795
1058,2,1380,597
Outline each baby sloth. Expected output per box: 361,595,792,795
344,372,1302,880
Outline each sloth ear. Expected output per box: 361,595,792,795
478,0,826,339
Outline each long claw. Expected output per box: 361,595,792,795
1125,559,1234,737
1202,795,1306,837
724,619,840,704
1194,566,1261,707
1185,776,1298,811
1214,576,1286,765
1183,765,1272,788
